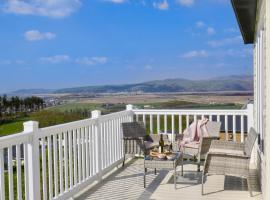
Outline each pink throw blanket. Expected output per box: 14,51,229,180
178,118,209,151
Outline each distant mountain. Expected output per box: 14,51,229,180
55,75,253,94
10,89,54,95
9,75,253,95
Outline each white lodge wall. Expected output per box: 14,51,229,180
254,0,270,199
263,0,270,199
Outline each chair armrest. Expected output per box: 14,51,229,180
207,150,249,158
210,140,245,152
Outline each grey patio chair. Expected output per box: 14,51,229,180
173,121,221,172
122,121,170,167
202,127,258,196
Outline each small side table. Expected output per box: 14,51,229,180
144,152,183,189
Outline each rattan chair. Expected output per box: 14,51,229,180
121,121,170,166
202,127,258,196
173,121,221,171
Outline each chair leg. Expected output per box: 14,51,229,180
181,162,184,176
197,163,200,172
144,168,147,188
247,176,253,197
201,174,204,195
122,154,125,167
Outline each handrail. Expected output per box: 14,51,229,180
0,104,254,200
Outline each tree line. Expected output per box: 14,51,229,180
0,95,44,120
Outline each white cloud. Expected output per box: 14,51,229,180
3,0,81,18
40,55,70,64
104,0,127,3
153,0,169,10
206,27,215,35
196,21,205,28
76,57,108,65
181,50,208,58
24,30,56,41
175,0,194,7
207,36,242,47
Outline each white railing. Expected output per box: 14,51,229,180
0,103,254,200
132,103,254,143
0,110,133,200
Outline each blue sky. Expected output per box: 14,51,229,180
0,0,253,93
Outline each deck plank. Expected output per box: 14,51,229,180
75,159,262,200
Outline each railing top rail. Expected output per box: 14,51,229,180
132,108,248,115
0,110,133,144
0,131,32,149
98,110,132,122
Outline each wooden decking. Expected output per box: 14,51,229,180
75,159,262,200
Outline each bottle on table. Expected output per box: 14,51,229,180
159,134,164,153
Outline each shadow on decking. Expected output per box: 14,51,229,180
76,159,262,200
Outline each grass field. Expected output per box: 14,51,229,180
0,100,242,137
0,110,85,137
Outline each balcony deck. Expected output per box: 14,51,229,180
75,158,262,200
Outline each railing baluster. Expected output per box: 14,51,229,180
24,144,29,200
150,115,153,134
143,114,146,126
108,121,112,166
78,129,82,183
104,122,108,168
179,115,182,134
81,128,86,180
217,115,220,122
233,115,236,142
89,127,93,176
110,119,116,163
8,146,14,200
209,115,213,121
68,130,73,188
16,144,22,200
157,114,160,134
186,115,189,129
194,115,197,122
136,114,139,122
53,134,59,197
164,114,167,134
85,127,90,178
73,130,78,184
47,136,53,199
241,115,244,143
59,133,63,194
41,138,47,200
171,115,175,142
64,132,68,191
117,118,121,160
225,115,228,141
0,149,5,200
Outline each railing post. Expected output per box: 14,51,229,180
126,104,134,122
23,121,41,200
92,110,102,181
247,103,254,131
